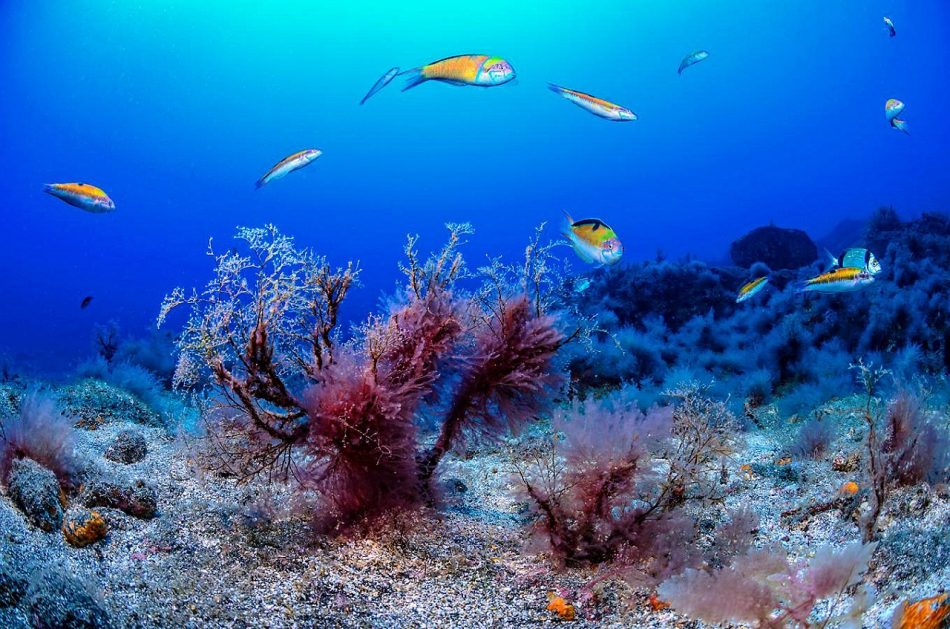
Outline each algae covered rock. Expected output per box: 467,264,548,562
81,476,157,519
6,458,64,532
58,379,161,429
62,507,108,547
103,430,148,464
26,569,113,629
730,225,817,269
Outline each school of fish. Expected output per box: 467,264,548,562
43,19,903,310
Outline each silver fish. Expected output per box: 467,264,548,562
678,50,709,75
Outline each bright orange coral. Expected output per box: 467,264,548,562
891,592,950,629
840,481,859,496
546,593,576,620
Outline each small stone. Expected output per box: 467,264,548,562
832,451,861,472
6,458,63,532
81,477,157,519
103,430,148,464
62,507,108,547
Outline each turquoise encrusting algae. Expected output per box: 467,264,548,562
3,3,950,628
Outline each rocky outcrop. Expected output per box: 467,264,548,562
62,507,108,547
6,459,64,532
104,430,147,465
81,476,157,519
730,225,817,269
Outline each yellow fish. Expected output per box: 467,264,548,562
736,276,769,303
799,267,874,293
547,84,637,121
402,54,515,91
561,211,623,266
44,182,115,213
256,149,322,189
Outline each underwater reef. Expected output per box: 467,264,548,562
0,208,948,627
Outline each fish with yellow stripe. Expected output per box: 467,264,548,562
798,267,875,294
736,276,769,303
44,182,115,213
256,149,322,189
561,211,623,266
547,84,637,121
401,54,515,91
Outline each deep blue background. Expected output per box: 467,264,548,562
1,1,948,371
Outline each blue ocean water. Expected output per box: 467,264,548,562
2,1,949,372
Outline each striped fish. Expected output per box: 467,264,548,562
547,84,637,121
736,276,769,303
401,55,515,91
799,268,875,294
256,149,322,189
678,50,709,75
43,182,115,213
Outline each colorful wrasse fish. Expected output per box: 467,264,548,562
401,55,515,91
547,84,637,121
890,118,909,135
360,67,400,105
736,276,769,303
561,211,623,266
799,267,875,293
256,149,322,189
884,16,896,38
43,182,115,213
678,50,709,75
885,98,905,121
824,247,882,275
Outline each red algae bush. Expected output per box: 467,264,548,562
159,223,567,529
0,391,82,490
516,384,749,588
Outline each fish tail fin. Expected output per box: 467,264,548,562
401,67,427,92
794,280,810,294
824,248,838,269
43,183,56,194
547,83,564,95
254,177,266,190
560,210,574,236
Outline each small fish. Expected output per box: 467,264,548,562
736,276,769,303
561,211,623,266
573,277,592,294
885,98,905,121
799,267,875,294
360,67,400,105
825,248,882,275
547,84,637,121
256,149,322,189
401,55,515,91
80,296,93,310
884,16,896,38
43,183,115,213
678,50,709,75
890,118,910,135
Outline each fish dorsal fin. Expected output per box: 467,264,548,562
572,218,604,229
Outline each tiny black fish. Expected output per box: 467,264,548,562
80,296,93,309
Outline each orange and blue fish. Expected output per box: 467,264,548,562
401,54,515,91
736,276,769,303
256,149,322,189
678,50,709,75
360,67,400,105
561,211,623,266
798,267,875,294
44,182,115,213
547,84,637,121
